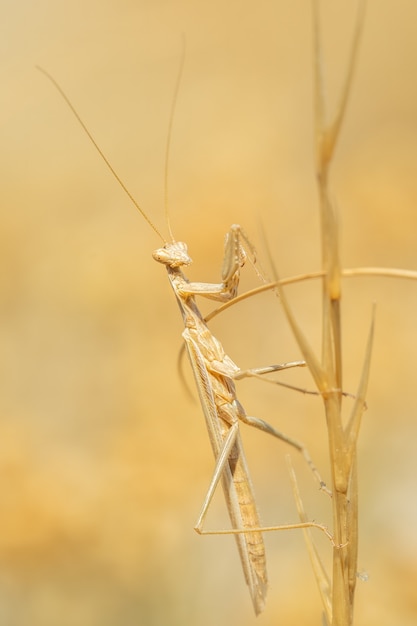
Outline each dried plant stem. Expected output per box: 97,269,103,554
271,2,369,625
313,3,366,624
203,266,417,325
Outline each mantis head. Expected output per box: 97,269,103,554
152,241,193,268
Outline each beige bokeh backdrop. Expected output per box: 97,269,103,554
1,1,417,624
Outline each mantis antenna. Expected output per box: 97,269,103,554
36,65,166,243
164,36,186,242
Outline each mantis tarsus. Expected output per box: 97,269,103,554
38,67,330,616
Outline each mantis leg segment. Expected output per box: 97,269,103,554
234,360,306,379
194,422,240,533
238,412,331,497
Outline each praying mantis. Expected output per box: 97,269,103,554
38,66,330,616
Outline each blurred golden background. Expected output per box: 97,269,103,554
1,1,417,624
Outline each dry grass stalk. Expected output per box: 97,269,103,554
266,1,414,623
273,2,370,625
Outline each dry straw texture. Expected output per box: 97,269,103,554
1,1,417,625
